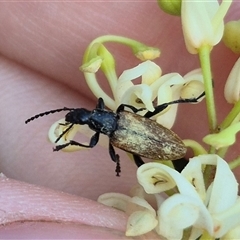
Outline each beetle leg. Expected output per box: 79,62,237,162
53,132,100,151
116,104,145,114
96,98,105,109
108,143,121,176
144,92,205,118
55,123,74,143
172,158,188,172
133,154,145,167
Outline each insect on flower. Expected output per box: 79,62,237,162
25,93,204,176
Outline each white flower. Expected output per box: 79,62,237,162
115,61,204,128
181,0,232,54
48,118,108,152
182,155,239,239
97,190,158,236
97,155,239,239
115,60,162,112
136,154,239,239
48,118,83,151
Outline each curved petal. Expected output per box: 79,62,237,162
150,72,183,98
181,156,206,202
120,84,154,111
48,118,84,152
207,156,238,213
137,162,201,199
153,73,185,128
141,60,162,85
118,60,161,85
224,57,240,104
183,68,204,83
155,103,178,129
97,193,131,212
182,68,205,100
156,193,213,240
221,221,240,240
126,210,158,236
182,154,238,212
114,80,134,105
130,197,156,216
213,198,240,238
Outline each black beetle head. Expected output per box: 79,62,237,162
65,108,91,125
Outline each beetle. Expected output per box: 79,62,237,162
25,93,204,176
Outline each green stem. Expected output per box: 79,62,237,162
198,45,218,187
217,146,228,159
219,100,240,130
229,156,240,170
198,45,217,134
183,139,207,155
81,35,159,110
83,35,152,62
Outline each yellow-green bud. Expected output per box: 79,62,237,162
135,48,161,61
223,20,240,54
157,0,181,16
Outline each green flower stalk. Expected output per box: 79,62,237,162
80,35,161,110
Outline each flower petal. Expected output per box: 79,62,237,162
157,193,214,240
154,73,185,128
120,84,154,111
128,196,156,215
213,198,240,238
126,210,158,236
181,156,206,201
137,163,201,199
97,193,131,212
181,69,205,100
221,221,240,240
48,118,84,151
118,60,161,85
156,194,201,240
224,57,240,104
206,156,238,213
182,154,239,213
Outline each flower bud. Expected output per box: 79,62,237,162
157,0,181,16
135,47,161,61
223,20,240,54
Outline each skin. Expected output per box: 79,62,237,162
0,2,239,238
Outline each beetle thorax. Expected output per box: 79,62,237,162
88,109,118,136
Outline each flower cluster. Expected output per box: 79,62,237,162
44,0,240,239
48,40,204,147
98,155,240,239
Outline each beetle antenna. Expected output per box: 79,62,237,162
25,107,75,124
144,92,205,118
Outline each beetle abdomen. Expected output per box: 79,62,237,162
110,111,186,160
